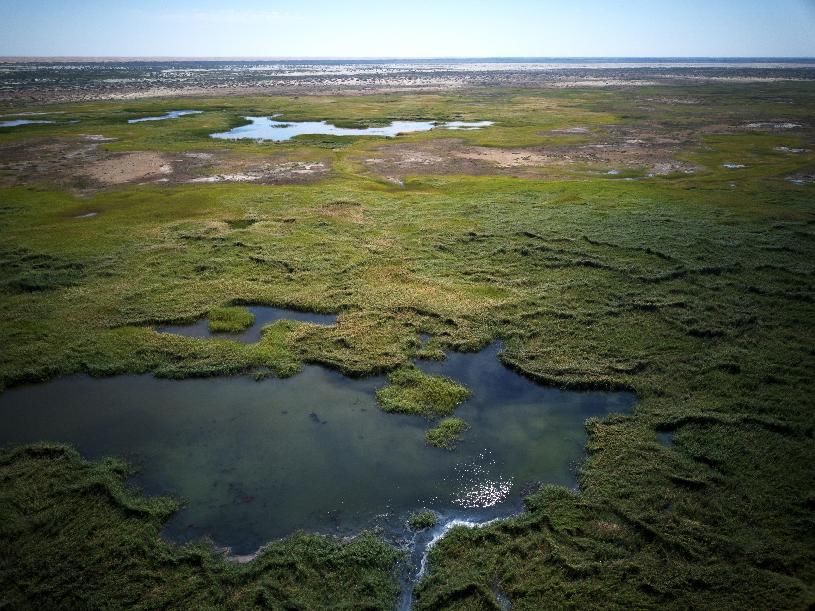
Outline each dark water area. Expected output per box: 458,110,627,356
128,110,202,123
0,341,635,556
210,118,493,142
656,430,675,447
155,306,337,343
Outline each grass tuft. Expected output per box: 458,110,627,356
376,366,471,418
408,510,439,531
425,417,470,450
207,306,255,333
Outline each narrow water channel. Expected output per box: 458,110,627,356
155,306,337,343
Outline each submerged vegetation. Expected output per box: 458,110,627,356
0,82,814,608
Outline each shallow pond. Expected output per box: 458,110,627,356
0,343,634,555
210,117,494,141
443,121,494,130
128,110,202,124
155,306,337,343
0,119,55,128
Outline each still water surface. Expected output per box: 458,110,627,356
210,117,494,141
0,119,55,127
128,110,203,123
155,306,337,343
0,340,634,554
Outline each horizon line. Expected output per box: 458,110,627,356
1,55,814,61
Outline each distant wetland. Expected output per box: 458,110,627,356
210,117,494,141
0,68,813,610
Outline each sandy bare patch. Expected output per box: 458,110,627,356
549,127,591,134
189,161,327,184
743,122,803,130
81,134,116,142
358,125,704,181
0,136,331,189
649,162,697,176
0,138,102,187
787,174,815,185
775,146,808,154
190,173,262,183
364,152,445,167
452,148,557,168
642,96,702,105
81,152,172,185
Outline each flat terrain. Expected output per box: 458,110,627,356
0,73,814,609
2,58,815,103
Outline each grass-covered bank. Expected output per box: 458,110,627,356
1,83,814,608
0,444,401,609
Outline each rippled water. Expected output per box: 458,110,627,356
0,341,634,554
210,117,493,141
128,110,202,123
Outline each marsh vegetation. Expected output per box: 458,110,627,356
0,80,813,609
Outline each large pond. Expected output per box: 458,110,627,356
0,338,634,555
210,117,494,141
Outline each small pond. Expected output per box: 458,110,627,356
443,121,494,130
155,306,337,343
0,119,55,128
210,117,494,141
128,110,203,124
0,338,634,555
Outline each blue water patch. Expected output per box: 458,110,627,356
210,117,494,141
128,110,203,123
155,306,337,343
0,119,55,128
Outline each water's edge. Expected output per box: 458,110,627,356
0,320,635,610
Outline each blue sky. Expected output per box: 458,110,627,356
1,0,814,58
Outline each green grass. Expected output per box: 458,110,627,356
0,444,401,610
0,83,813,608
376,366,471,418
425,417,470,450
207,306,254,333
408,510,439,531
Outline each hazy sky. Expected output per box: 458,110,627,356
1,0,814,58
